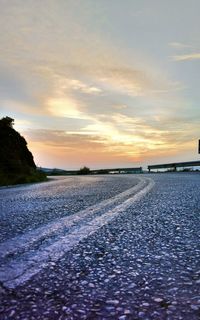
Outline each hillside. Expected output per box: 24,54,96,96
0,117,46,186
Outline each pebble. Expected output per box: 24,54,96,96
88,283,95,288
77,309,85,314
105,306,115,311
124,309,131,314
142,302,150,307
62,306,68,311
9,310,15,317
190,305,199,310
138,311,145,317
153,297,163,302
128,283,136,289
106,299,119,305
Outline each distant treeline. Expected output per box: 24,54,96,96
43,166,91,176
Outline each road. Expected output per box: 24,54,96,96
0,174,200,319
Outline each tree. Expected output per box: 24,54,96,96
0,116,14,128
78,166,90,175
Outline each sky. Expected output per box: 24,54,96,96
0,0,200,169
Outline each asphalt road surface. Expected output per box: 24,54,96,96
0,173,199,319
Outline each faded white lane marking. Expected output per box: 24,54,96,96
0,178,146,259
0,178,154,289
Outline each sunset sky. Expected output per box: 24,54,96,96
0,0,200,169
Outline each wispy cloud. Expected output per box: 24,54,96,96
47,96,86,120
172,53,200,61
23,107,199,168
169,42,192,49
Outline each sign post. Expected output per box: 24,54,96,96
199,140,200,154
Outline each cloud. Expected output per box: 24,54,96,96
24,107,198,157
0,0,184,126
169,42,191,49
24,128,144,167
55,78,102,95
67,79,102,94
47,97,86,120
24,129,105,148
65,64,173,98
0,0,199,168
172,53,200,61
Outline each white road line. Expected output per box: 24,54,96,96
0,178,154,289
0,178,146,259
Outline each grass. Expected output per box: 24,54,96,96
0,169,47,186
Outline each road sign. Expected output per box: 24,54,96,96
199,140,200,154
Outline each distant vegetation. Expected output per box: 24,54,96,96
39,167,92,176
50,168,69,175
0,116,47,186
77,166,91,175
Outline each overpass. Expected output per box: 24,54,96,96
148,160,200,172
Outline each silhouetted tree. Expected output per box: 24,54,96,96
78,166,90,175
0,116,14,128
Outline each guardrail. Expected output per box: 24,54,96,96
148,160,200,172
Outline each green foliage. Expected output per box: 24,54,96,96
0,116,47,186
0,170,47,186
78,166,90,175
